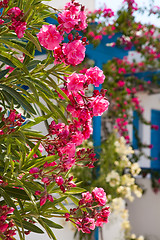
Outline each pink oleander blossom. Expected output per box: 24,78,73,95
76,218,95,233
91,96,109,116
58,10,78,33
82,191,93,203
14,21,27,38
92,187,107,206
76,11,87,31
37,24,63,50
63,40,86,66
0,19,4,24
86,66,105,87
67,73,86,91
117,80,125,87
59,142,76,158
7,7,22,18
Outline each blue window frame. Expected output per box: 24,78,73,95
132,111,139,149
151,109,160,170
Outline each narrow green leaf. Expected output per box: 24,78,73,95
0,39,33,58
41,218,63,229
41,197,67,212
0,69,9,79
40,92,68,124
3,187,30,200
0,84,36,114
25,30,42,52
15,220,44,233
65,187,86,194
21,113,52,130
23,42,35,66
68,195,79,206
38,218,57,240
0,187,22,222
0,52,29,73
25,141,41,162
0,55,16,68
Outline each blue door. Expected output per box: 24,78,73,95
151,109,160,170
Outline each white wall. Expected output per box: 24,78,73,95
44,0,95,11
128,178,160,240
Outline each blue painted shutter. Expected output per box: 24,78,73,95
132,111,139,149
151,109,160,170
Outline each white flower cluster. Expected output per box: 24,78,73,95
106,136,142,201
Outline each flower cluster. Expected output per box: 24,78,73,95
123,0,138,14
0,205,16,240
0,109,25,135
0,0,9,9
106,136,142,202
7,7,27,38
65,188,110,233
37,0,88,66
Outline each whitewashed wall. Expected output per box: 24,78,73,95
128,178,160,239
44,0,95,11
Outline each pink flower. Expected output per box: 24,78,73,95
76,11,87,31
0,223,8,232
0,19,4,24
58,10,78,33
76,218,95,233
86,66,105,87
71,131,84,146
29,167,39,174
91,96,109,116
40,196,47,206
47,194,54,202
37,24,63,50
117,80,125,87
7,7,22,18
67,73,86,92
14,21,27,38
63,40,86,66
82,191,93,203
56,176,64,186
118,68,126,74
92,187,107,206
59,142,76,158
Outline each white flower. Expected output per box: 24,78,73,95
106,170,120,187
115,136,134,157
131,162,141,176
131,233,136,239
137,236,144,240
132,185,143,198
121,174,135,186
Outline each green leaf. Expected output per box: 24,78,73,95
21,113,52,129
41,196,67,212
65,187,86,194
68,195,79,206
38,218,57,240
3,187,30,200
0,69,9,79
0,187,22,222
25,141,41,162
0,51,29,73
0,84,36,114
23,42,35,66
15,220,44,233
40,92,68,124
25,30,42,52
0,55,16,68
41,218,63,229
0,39,33,58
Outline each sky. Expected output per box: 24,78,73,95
95,0,160,26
